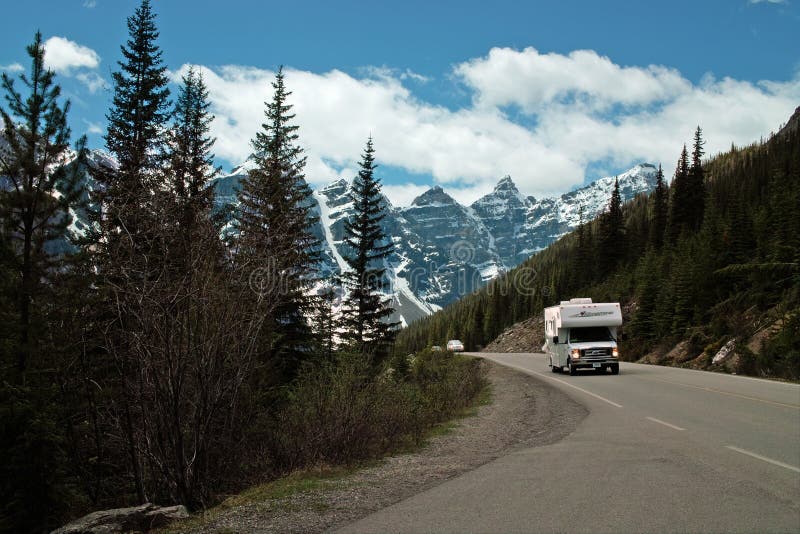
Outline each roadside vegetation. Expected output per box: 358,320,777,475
168,349,487,532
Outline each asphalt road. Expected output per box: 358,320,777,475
340,354,800,533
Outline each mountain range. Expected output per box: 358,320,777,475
212,162,660,325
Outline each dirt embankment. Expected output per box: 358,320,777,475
170,361,586,533
481,315,545,353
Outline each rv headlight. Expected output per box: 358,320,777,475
571,348,581,360
612,347,619,358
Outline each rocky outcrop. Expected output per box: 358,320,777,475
52,503,189,534
482,316,545,353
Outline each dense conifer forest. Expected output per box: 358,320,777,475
396,114,800,381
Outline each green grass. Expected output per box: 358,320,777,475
162,465,361,532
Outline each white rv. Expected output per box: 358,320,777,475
544,298,622,375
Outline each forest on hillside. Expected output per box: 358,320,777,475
396,112,800,381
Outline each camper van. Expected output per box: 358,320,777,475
544,298,622,375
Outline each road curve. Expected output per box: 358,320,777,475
340,354,800,533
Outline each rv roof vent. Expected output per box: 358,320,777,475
569,298,593,304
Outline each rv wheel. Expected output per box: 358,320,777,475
568,362,577,376
611,364,619,375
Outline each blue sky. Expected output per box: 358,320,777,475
2,0,798,205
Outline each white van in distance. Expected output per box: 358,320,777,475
544,298,622,375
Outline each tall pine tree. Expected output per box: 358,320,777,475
90,0,172,504
598,177,624,272
0,32,87,532
687,126,706,231
0,32,86,377
105,0,170,179
667,144,690,243
235,67,319,380
166,66,217,228
650,164,668,249
339,137,398,363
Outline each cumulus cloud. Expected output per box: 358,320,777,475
43,36,100,72
42,36,108,94
455,47,692,112
178,47,799,206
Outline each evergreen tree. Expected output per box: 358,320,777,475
235,67,319,379
339,137,398,363
0,32,87,532
574,203,592,286
650,164,668,249
629,251,661,341
313,286,338,361
0,31,86,376
687,126,706,230
88,0,171,504
598,177,624,272
166,66,217,228
105,0,170,179
667,145,690,243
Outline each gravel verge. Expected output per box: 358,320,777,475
176,359,588,533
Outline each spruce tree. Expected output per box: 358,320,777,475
650,164,668,249
688,126,706,230
339,137,398,363
89,0,171,504
166,67,217,227
574,203,592,287
667,145,690,243
235,67,319,379
93,0,171,249
106,0,170,178
598,177,624,272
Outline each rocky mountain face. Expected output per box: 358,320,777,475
213,162,659,326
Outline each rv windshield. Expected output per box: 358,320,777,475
569,327,614,343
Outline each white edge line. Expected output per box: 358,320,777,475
646,416,685,431
496,361,623,408
725,445,800,474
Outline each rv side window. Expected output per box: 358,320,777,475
568,327,615,343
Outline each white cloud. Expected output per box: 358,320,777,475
382,183,431,207
1,63,24,74
82,119,103,135
43,36,100,73
41,36,107,93
83,0,97,7
748,0,787,4
455,46,691,112
76,71,108,93
178,47,799,206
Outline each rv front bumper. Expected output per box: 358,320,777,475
571,358,618,370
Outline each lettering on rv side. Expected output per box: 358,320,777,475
568,311,614,318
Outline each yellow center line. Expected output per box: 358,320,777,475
640,376,800,410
